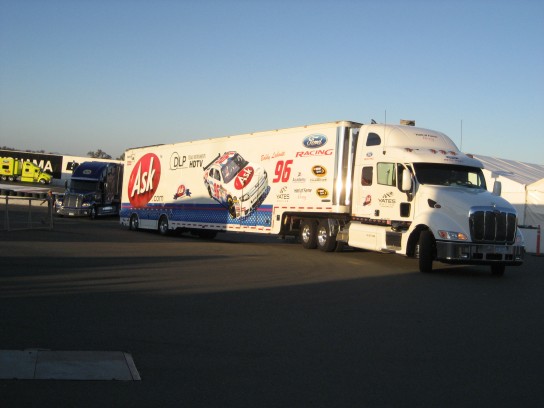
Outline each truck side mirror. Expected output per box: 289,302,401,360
401,169,412,192
493,180,502,196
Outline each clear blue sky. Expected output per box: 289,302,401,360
1,0,543,163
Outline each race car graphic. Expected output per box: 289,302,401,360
203,151,269,219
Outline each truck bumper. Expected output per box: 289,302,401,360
56,207,91,217
436,241,524,266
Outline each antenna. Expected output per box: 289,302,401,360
460,119,463,151
383,109,387,155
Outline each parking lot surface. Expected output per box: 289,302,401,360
1,216,544,407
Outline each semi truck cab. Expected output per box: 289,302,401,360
55,161,123,218
347,124,524,275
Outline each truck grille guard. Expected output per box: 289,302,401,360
469,206,517,244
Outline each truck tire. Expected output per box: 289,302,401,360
129,214,139,230
39,179,46,184
300,219,318,249
158,216,169,235
418,230,435,273
491,264,505,277
316,220,337,252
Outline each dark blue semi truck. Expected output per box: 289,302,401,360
55,161,123,219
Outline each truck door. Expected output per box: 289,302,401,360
354,162,411,223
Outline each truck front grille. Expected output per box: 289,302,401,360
64,194,82,208
469,207,517,244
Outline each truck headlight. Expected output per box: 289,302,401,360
438,230,468,241
241,193,250,202
82,202,91,207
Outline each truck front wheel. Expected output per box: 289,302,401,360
300,219,318,249
418,230,435,273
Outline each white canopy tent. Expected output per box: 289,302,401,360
472,155,544,253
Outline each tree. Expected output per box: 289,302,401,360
87,149,112,159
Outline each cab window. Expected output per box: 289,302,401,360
366,132,381,146
361,166,373,186
377,163,396,186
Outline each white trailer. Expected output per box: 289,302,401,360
121,120,524,276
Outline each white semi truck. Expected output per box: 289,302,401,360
120,120,524,276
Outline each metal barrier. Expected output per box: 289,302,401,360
0,190,54,231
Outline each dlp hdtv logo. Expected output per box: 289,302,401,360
128,153,161,207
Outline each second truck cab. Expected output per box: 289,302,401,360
55,161,123,218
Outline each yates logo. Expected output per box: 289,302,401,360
128,153,161,207
234,166,254,190
303,134,328,149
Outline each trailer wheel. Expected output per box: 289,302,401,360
300,219,318,249
418,230,435,273
491,264,505,277
158,216,169,235
316,220,337,252
129,214,139,230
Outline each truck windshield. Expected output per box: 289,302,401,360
221,153,249,184
413,163,487,189
70,180,99,192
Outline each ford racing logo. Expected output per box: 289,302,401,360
303,134,328,149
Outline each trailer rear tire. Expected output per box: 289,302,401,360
129,214,139,231
158,216,169,235
418,230,435,273
317,220,337,252
300,219,318,249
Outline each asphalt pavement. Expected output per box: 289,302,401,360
1,215,543,407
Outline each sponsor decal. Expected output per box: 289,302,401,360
295,149,333,158
173,184,192,199
128,153,161,207
261,151,286,161
83,169,92,175
416,133,438,142
316,188,328,198
378,191,396,207
312,165,327,177
234,166,254,189
276,186,290,201
292,172,306,183
363,195,372,206
170,152,206,169
303,134,328,149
